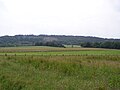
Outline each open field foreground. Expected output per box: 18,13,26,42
0,46,120,90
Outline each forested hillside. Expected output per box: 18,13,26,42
0,35,120,47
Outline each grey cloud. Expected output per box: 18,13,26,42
111,0,120,11
0,0,120,38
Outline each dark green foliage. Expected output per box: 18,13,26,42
80,42,120,49
80,42,93,47
0,35,120,47
35,41,65,47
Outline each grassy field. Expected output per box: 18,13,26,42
0,46,120,55
0,46,120,90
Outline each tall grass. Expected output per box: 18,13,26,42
0,55,120,90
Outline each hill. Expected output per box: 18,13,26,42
0,35,120,47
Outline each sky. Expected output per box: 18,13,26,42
0,0,120,38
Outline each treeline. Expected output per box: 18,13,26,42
35,41,65,48
80,42,120,49
0,35,120,48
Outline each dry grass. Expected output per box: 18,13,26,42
0,46,109,52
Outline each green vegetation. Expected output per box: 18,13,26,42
0,46,120,56
0,46,120,90
0,35,120,47
80,42,120,49
35,41,65,47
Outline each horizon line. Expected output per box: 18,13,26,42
0,34,120,39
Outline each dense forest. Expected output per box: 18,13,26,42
80,42,120,49
0,35,120,49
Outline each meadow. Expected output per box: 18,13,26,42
0,46,120,90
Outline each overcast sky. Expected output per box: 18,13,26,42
0,0,120,38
